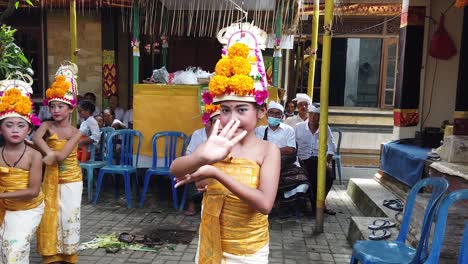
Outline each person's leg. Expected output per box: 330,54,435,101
302,158,318,209
185,183,197,216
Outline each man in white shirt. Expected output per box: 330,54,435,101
295,105,336,215
108,94,125,121
256,101,310,217
255,101,296,155
284,93,311,127
123,96,133,129
78,100,101,146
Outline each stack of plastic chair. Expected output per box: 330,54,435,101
93,129,142,208
80,127,114,202
349,177,449,264
139,131,188,210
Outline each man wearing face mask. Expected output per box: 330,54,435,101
256,101,310,217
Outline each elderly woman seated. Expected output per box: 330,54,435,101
255,101,310,217
103,108,127,130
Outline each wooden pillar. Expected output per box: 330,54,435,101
454,6,468,135
393,1,425,139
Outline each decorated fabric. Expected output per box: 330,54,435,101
0,202,44,264
37,134,82,264
202,23,269,106
0,73,40,125
0,167,45,264
44,62,78,107
198,157,269,263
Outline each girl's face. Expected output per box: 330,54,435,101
49,101,73,122
219,101,265,136
0,117,31,144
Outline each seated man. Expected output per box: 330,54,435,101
295,105,336,215
284,93,311,127
256,101,309,215
184,109,220,216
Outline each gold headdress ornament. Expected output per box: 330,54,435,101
202,22,269,106
0,71,40,125
44,61,79,107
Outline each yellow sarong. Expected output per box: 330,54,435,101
0,167,45,264
37,134,83,264
198,157,269,264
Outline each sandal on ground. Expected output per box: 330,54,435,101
118,232,135,243
383,199,404,212
368,229,392,240
368,219,396,230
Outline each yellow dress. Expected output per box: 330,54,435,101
37,134,83,264
198,157,269,264
0,167,45,264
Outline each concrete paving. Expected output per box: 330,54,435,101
30,182,361,263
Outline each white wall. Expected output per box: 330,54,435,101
420,1,464,128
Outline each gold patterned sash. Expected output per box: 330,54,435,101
198,157,269,264
0,167,44,224
37,133,82,257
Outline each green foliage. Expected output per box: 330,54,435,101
15,0,34,9
0,24,32,80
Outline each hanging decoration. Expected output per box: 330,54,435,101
131,38,140,57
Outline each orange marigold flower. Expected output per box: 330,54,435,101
209,75,230,96
215,58,232,77
46,75,70,99
0,88,32,116
228,43,250,59
229,75,254,96
231,57,251,75
205,104,220,113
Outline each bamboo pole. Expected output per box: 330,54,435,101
133,0,139,84
315,0,334,233
273,4,282,87
70,0,77,126
307,0,319,100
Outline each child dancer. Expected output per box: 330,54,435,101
33,63,83,264
0,77,44,264
170,25,280,263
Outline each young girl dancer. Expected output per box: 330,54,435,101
33,63,83,264
0,78,44,264
170,27,280,263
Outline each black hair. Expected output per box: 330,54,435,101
84,92,97,101
109,94,119,100
79,100,96,114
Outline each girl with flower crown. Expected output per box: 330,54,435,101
170,40,280,263
0,80,44,263
32,69,83,264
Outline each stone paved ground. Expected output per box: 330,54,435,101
30,182,361,263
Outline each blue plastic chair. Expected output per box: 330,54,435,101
139,131,188,209
423,190,468,264
331,127,343,185
350,177,449,264
93,129,142,208
459,221,468,264
80,127,114,202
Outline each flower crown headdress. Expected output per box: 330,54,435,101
202,23,269,106
0,72,40,126
44,61,79,107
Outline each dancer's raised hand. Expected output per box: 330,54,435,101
195,119,246,164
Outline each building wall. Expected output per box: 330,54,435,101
420,2,464,128
46,11,102,110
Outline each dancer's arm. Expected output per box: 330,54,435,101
32,121,53,155
175,142,280,215
55,128,83,162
